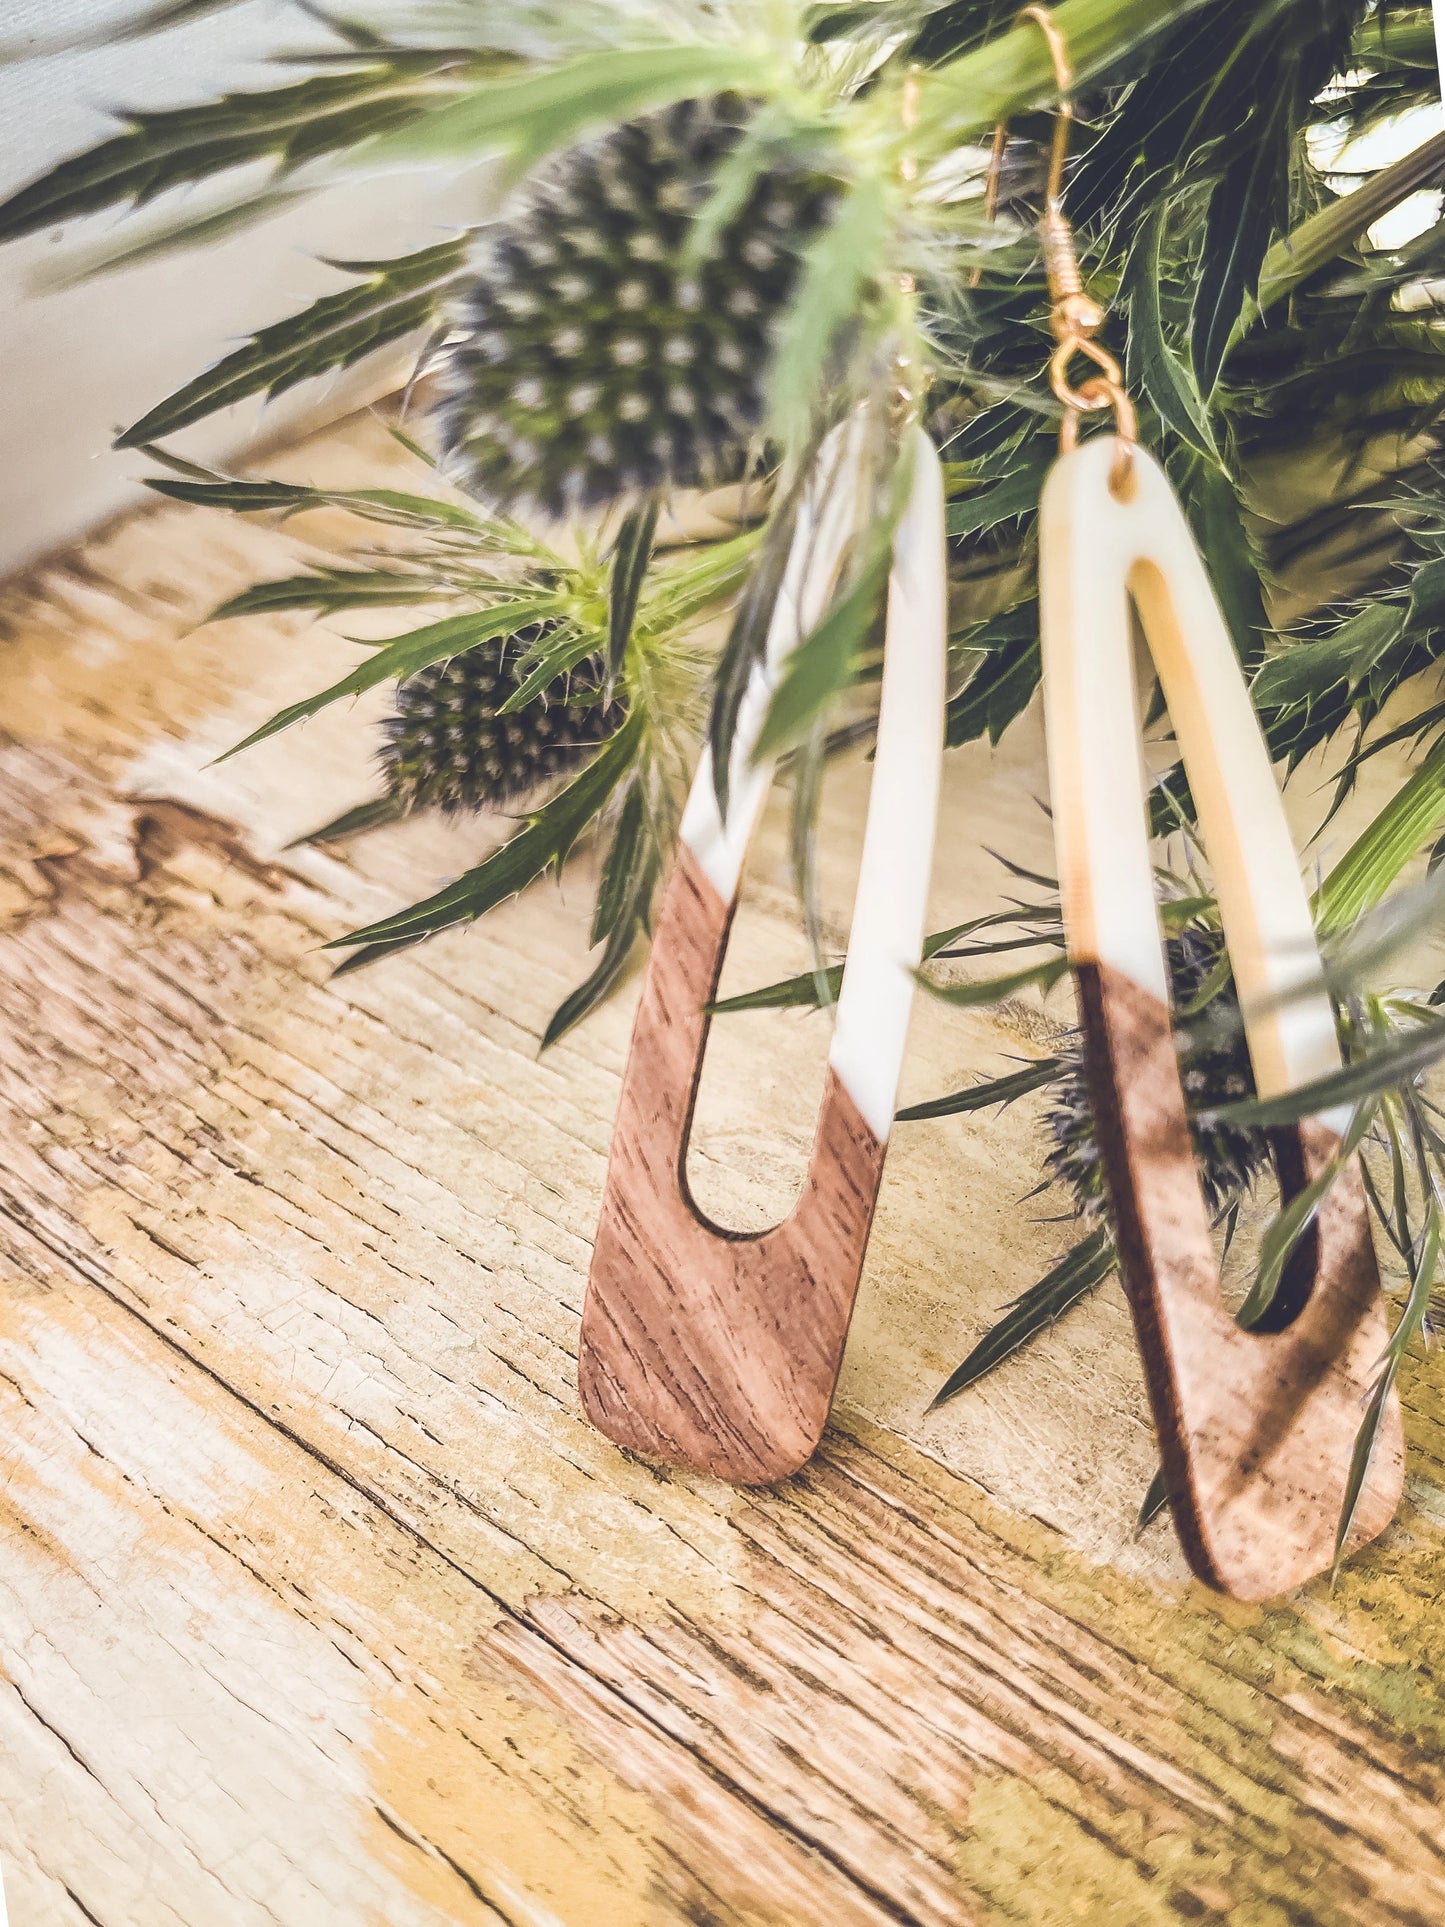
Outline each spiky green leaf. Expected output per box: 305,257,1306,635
753,550,888,763
0,58,473,243
1126,202,1218,461
329,709,643,966
209,568,463,621
607,498,660,685
367,43,769,174
117,239,467,446
288,793,409,848
1336,1201,1440,1566
768,174,889,445
220,595,565,761
896,1058,1061,1122
920,956,1070,1008
930,1228,1117,1409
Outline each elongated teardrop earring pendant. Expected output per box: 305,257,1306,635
579,419,947,1482
995,0,1404,1596
1039,436,1404,1597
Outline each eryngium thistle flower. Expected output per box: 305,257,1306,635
381,626,624,815
1045,927,1272,1220
439,93,836,518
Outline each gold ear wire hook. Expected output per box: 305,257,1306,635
974,5,1135,491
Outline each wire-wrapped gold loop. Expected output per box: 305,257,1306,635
1059,377,1137,493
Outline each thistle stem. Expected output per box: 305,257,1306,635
1258,128,1445,313
915,0,1215,154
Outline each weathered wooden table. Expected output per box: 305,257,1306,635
0,413,1442,1926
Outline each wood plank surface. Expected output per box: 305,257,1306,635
0,411,1443,1926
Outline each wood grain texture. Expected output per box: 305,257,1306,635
0,409,1443,1925
582,846,886,1483
1078,962,1404,1600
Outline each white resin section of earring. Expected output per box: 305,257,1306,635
828,427,947,1141
1039,435,1343,1117
679,420,863,902
676,420,947,1143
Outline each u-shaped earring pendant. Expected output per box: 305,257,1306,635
1040,435,1405,1599
579,417,946,1483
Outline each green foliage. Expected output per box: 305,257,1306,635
118,240,468,447
1338,1199,1440,1565
607,500,661,685
929,1229,1118,1409
220,595,568,761
209,568,464,621
765,174,890,447
753,549,889,762
895,1058,1060,1123
369,44,776,175
146,463,496,534
947,607,1041,748
329,709,644,971
0,54,477,242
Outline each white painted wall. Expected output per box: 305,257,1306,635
0,0,477,575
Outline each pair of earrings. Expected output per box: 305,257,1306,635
579,12,1403,1601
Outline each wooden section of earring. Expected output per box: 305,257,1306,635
579,422,947,1483
1039,436,1404,1600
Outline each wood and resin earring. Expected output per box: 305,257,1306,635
579,416,946,1482
1020,6,1403,1597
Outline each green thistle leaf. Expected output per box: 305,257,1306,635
1125,202,1218,461
1258,128,1445,313
896,1058,1061,1123
117,239,468,447
1136,1468,1170,1533
1235,1102,1378,1331
368,44,772,174
1190,87,1292,398
607,498,661,685
710,913,1029,1016
208,568,462,622
709,476,808,823
920,956,1070,1008
218,595,566,761
545,780,664,1046
287,793,409,848
1336,1200,1440,1567
767,173,888,446
752,549,888,764
0,57,474,243
947,606,1041,748
944,457,1048,539
31,184,308,292
1187,464,1269,677
1207,1023,1445,1129
145,470,490,533
929,1228,1118,1411
1315,739,1445,933
329,709,643,968
1252,604,1406,718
